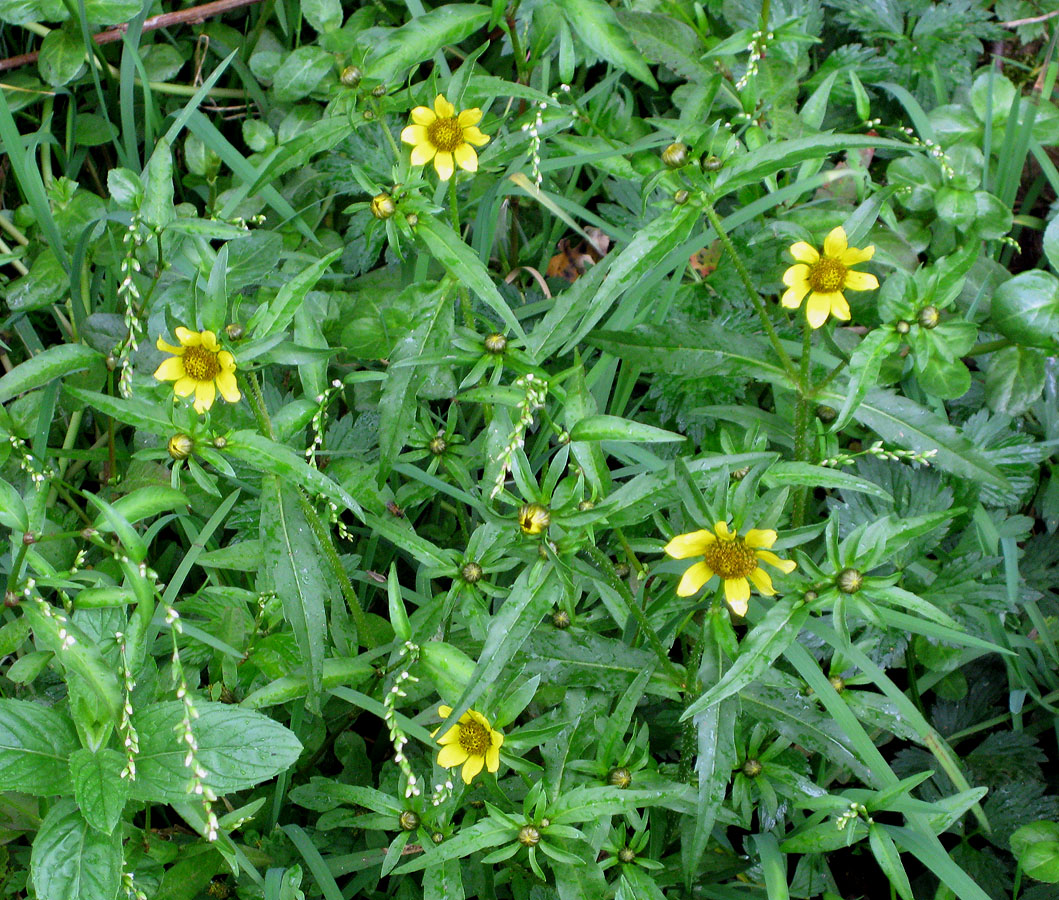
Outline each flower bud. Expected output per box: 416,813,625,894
429,436,447,455
674,189,690,205
371,84,387,98
608,767,632,789
484,333,507,355
742,759,763,778
702,155,723,171
405,213,419,228
399,810,420,831
340,66,362,87
577,500,594,511
895,320,911,335
168,433,194,460
618,847,636,864
918,306,939,329
431,831,444,844
519,503,550,535
460,561,483,584
837,568,863,594
803,590,818,602
371,193,396,220
362,110,375,121
552,609,571,629
731,466,750,481
22,532,36,545
662,142,689,168
212,436,227,449
816,405,837,423
225,322,244,341
829,675,846,693
518,825,541,846
4,591,19,608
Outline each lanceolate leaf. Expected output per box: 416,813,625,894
0,344,101,405
365,5,491,83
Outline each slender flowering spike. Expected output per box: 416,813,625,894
154,327,240,414
401,94,490,181
664,522,797,616
781,227,879,329
432,705,504,784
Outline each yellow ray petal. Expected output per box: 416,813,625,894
748,566,775,596
805,292,833,329
714,521,734,540
153,357,186,382
461,126,490,147
823,227,848,259
664,529,715,559
485,744,500,772
461,753,485,784
435,727,460,745
677,561,714,597
401,124,428,146
743,528,777,549
829,292,851,321
173,376,197,397
724,577,750,615
410,141,437,166
843,270,878,292
788,241,819,264
216,370,241,403
756,549,797,573
458,108,482,127
156,337,184,354
468,709,492,730
200,330,219,351
217,350,235,371
840,244,874,266
437,705,453,718
491,730,504,749
433,94,455,119
782,263,810,288
454,143,478,173
410,106,436,126
175,327,201,347
194,379,216,414
782,283,810,309
434,151,455,181
437,743,469,768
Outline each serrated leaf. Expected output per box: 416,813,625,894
985,345,1046,415
31,800,121,900
0,699,78,795
365,5,490,83
561,0,656,87
616,11,710,83
69,747,129,834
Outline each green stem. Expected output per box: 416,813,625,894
504,4,529,84
448,178,475,330
241,369,274,439
584,543,684,688
792,321,814,526
678,618,707,783
702,203,799,384
811,358,848,396
370,98,402,163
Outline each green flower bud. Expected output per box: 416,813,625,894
518,825,541,846
662,142,689,168
399,810,420,831
607,767,632,789
371,193,396,220
742,759,763,778
168,434,194,460
918,306,940,329
340,66,362,87
837,568,863,594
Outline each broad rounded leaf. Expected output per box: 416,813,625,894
69,747,129,835
991,269,1059,348
128,702,302,803
31,800,121,900
985,345,1046,415
1044,215,1059,273
0,699,78,795
37,27,86,87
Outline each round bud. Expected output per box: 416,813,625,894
429,436,447,456
618,847,636,864
918,306,940,329
225,322,244,341
168,433,194,460
212,436,228,449
105,355,118,371
742,759,763,778
340,66,362,87
731,466,750,481
4,591,19,608
607,767,632,789
518,825,541,847
837,568,863,594
431,831,444,844
674,189,690,205
803,590,818,602
702,155,723,171
80,527,98,541
816,405,837,423
895,320,911,335
399,810,420,831
484,333,508,355
371,193,396,220
362,110,375,121
828,675,846,693
371,84,387,98
22,532,36,545
461,561,483,584
552,609,571,629
662,142,689,169
518,503,550,536
577,500,594,511
405,213,419,228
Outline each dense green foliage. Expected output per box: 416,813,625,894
1,0,1059,898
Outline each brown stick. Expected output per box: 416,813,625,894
0,0,264,73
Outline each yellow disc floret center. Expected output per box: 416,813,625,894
808,258,847,293
183,345,220,381
427,118,463,152
458,720,490,756
703,537,758,579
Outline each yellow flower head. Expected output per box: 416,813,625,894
518,503,550,536
153,327,240,415
401,94,490,181
433,705,504,784
664,522,797,616
781,227,879,329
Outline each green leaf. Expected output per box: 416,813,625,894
37,26,86,87
0,344,102,405
250,249,341,340
240,656,374,709
764,462,894,502
93,486,188,531
63,386,172,433
985,345,1046,415
0,699,78,795
0,0,67,24
568,414,684,443
31,800,121,900
128,702,302,803
365,5,491,83
1013,821,1059,883
7,249,68,311
271,46,334,103
869,825,915,900
260,479,331,714
615,11,709,83
69,747,129,835
561,0,656,87
415,215,525,340
682,601,810,720
991,269,1059,348
0,477,28,531
302,0,342,32
1044,215,1059,273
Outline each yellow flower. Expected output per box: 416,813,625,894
518,503,550,536
433,705,504,784
153,327,240,415
781,227,879,329
664,522,797,616
401,93,490,181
